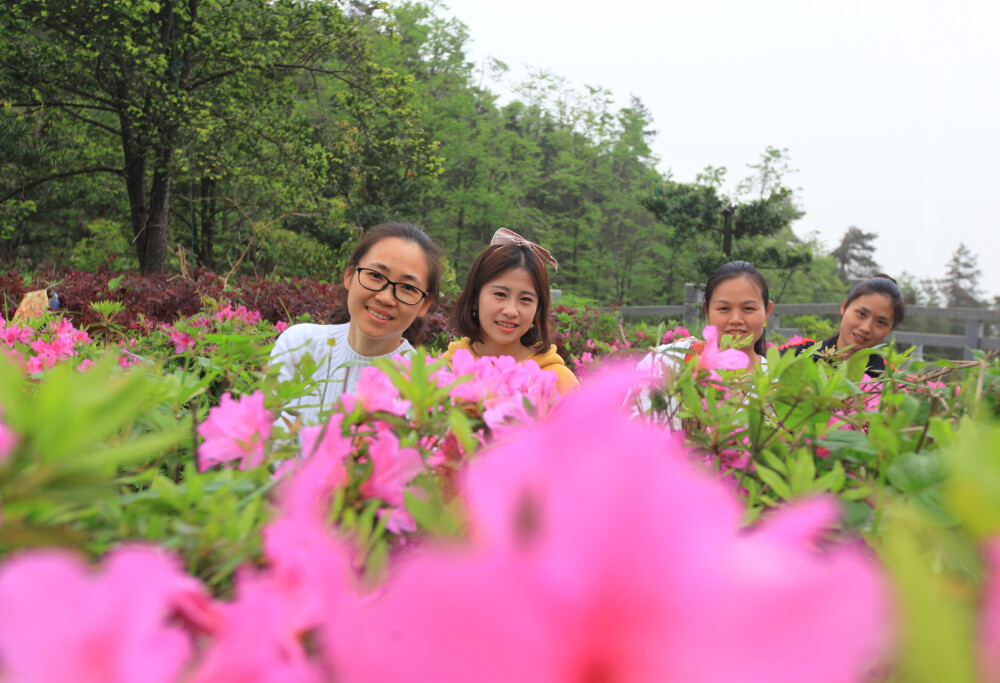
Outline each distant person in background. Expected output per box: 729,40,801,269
637,260,775,376
633,261,774,428
270,222,442,426
780,274,905,377
445,228,579,395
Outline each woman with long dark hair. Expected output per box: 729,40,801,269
270,222,443,425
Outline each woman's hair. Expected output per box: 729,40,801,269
843,273,905,327
702,260,771,356
331,221,443,346
451,243,553,351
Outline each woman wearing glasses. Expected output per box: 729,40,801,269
270,222,442,426
445,228,579,395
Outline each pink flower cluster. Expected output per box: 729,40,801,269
446,349,559,440
214,302,262,326
661,325,691,344
0,317,91,373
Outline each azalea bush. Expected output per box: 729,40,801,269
1,301,1000,680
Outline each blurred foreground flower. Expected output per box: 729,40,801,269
326,368,891,682
0,547,214,683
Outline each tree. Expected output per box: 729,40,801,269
941,243,983,308
1,0,436,272
641,147,811,282
830,226,880,279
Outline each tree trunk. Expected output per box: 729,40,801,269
197,175,216,270
722,204,735,258
121,118,151,271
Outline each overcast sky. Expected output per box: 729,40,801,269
437,0,998,300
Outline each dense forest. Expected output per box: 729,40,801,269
0,0,988,314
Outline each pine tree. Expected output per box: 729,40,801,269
941,243,983,308
830,227,880,279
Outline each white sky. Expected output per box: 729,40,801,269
438,0,999,299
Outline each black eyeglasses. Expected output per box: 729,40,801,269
354,265,429,305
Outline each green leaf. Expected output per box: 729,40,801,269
755,464,791,502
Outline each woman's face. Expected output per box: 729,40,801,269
474,267,539,356
705,276,771,350
837,293,895,355
344,237,432,356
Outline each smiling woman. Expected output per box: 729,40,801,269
445,229,579,396
269,223,443,427
780,274,905,377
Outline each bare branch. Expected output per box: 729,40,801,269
2,167,122,204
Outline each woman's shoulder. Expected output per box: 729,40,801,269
652,337,700,355
635,338,699,372
443,337,474,362
273,323,348,352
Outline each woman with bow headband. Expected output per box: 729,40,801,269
445,228,579,395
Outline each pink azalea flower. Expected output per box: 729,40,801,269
275,320,289,333
339,366,411,416
696,325,750,377
0,546,211,683
449,350,558,412
118,354,138,370
76,359,95,372
358,424,423,508
197,391,273,471
662,326,691,344
49,332,76,358
1,324,32,346
325,368,891,682
27,354,52,374
167,327,196,354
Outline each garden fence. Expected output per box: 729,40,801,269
614,284,1000,361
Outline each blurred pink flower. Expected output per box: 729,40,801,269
197,391,273,471
27,354,54,374
981,538,1000,682
260,512,354,639
326,368,891,682
0,420,16,463
76,359,95,372
697,325,750,378
186,575,324,683
1,322,33,346
283,415,352,520
275,320,289,333
662,326,691,344
167,327,196,354
0,546,212,683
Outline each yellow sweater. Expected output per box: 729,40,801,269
444,338,580,396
